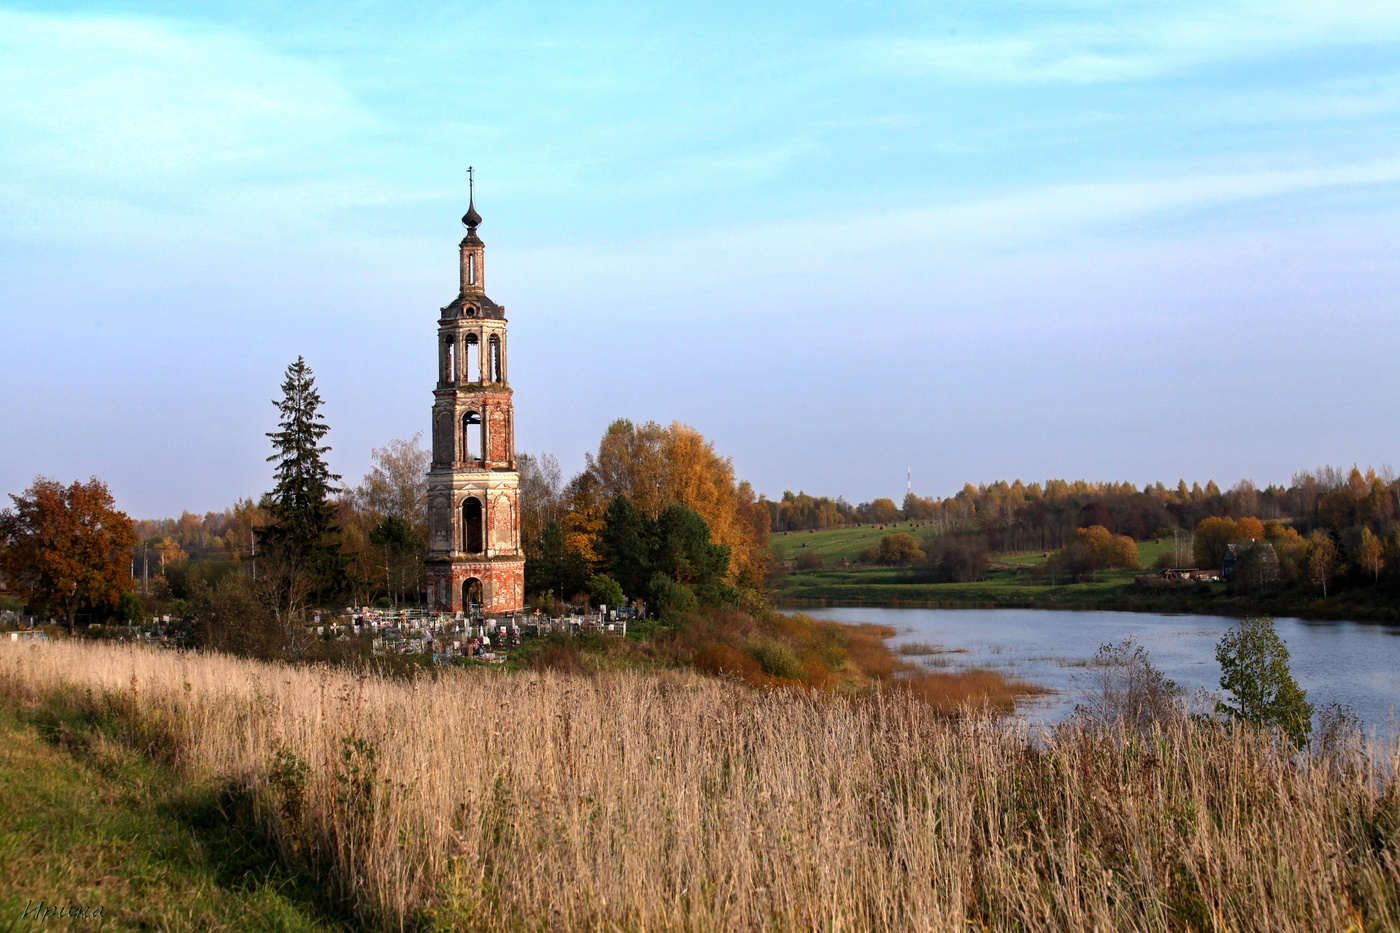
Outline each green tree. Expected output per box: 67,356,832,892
525,520,586,601
598,495,653,599
653,503,728,585
647,570,697,618
868,532,924,566
368,514,424,606
1214,617,1313,746
586,573,625,610
257,357,350,621
0,477,138,633
652,502,735,605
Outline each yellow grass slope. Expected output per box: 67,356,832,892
1,640,1397,932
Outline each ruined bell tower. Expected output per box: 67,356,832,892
425,172,525,613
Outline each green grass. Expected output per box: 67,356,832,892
778,567,1133,607
769,524,940,563
0,699,348,932
771,527,1181,572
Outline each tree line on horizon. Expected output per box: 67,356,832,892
769,467,1396,545
0,361,775,634
6,347,1395,630
779,465,1400,598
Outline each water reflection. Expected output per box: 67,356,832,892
800,607,1400,737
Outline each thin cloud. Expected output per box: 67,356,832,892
0,8,382,242
512,156,1400,303
859,1,1400,84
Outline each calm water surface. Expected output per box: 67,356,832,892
800,607,1400,737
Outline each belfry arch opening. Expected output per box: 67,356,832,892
463,497,483,553
462,411,482,463
489,335,502,383
445,338,456,383
465,334,480,382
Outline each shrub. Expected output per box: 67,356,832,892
1074,638,1182,730
648,572,697,618
586,574,625,610
747,639,805,682
694,643,764,682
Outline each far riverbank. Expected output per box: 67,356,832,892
776,574,1400,624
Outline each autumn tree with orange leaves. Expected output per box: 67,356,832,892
582,419,770,596
0,477,137,632
535,420,769,608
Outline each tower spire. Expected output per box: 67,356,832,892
462,166,482,231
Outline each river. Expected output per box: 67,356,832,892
799,607,1400,738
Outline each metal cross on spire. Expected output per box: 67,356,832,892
467,166,474,199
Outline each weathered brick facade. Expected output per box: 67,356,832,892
425,184,526,614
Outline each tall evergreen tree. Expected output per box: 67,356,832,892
599,494,652,599
257,357,350,617
525,520,587,600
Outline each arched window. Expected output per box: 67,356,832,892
463,497,484,553
467,253,477,286
489,336,502,383
445,338,456,383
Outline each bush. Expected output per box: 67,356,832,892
1074,638,1182,730
922,534,989,582
586,574,625,610
694,643,764,681
748,639,805,681
648,572,697,619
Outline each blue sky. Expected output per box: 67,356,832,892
2,0,1398,518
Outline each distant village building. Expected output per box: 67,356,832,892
424,175,526,614
1222,540,1281,593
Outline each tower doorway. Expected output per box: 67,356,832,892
462,577,482,610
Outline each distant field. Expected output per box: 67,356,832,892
771,526,1181,571
777,566,1143,607
769,525,929,563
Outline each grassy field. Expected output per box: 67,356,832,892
769,524,931,563
770,525,1178,569
2,640,1397,931
769,530,1222,610
777,568,1148,607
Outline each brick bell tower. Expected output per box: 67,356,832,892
425,171,525,614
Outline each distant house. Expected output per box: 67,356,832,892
1134,568,1217,587
1222,540,1281,593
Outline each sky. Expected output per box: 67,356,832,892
2,0,1398,519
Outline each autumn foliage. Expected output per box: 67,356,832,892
0,477,137,631
538,419,770,607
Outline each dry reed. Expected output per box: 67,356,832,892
1,640,1396,932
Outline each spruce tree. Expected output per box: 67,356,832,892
599,494,652,599
257,357,350,616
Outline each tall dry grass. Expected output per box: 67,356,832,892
1,640,1397,932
